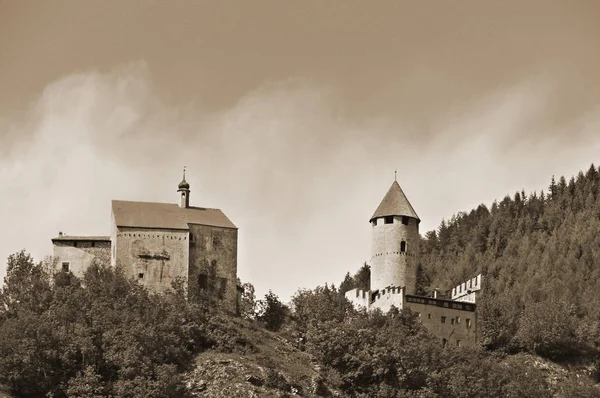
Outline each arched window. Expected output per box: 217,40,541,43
400,241,406,252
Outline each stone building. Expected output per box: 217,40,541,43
52,172,239,313
345,179,483,346
51,234,111,279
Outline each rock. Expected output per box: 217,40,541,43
246,375,264,387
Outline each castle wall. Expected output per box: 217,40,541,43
52,241,111,278
115,227,189,294
188,224,238,313
405,295,478,346
345,288,371,310
370,286,405,312
370,216,419,294
451,274,483,303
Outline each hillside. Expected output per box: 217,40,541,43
416,163,600,356
2,165,600,397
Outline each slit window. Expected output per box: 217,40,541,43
456,340,461,347
442,338,447,347
400,241,406,252
91,241,95,248
198,274,208,289
384,216,394,224
466,319,471,329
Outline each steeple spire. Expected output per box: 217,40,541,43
177,167,190,208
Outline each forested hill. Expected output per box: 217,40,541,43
419,163,600,356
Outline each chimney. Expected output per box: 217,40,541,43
59,231,63,237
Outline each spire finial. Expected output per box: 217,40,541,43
394,169,397,182
183,166,186,180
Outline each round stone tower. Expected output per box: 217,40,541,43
369,179,420,294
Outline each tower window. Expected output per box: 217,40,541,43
441,316,446,324
402,216,409,225
400,241,406,252
466,319,471,329
73,241,78,248
138,273,144,279
384,216,393,224
91,241,96,248
62,262,70,272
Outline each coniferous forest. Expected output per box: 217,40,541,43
1,165,600,397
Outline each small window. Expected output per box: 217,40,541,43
417,312,421,317
62,262,70,272
138,273,144,279
198,274,208,289
441,316,446,324
456,316,460,324
466,319,471,329
451,318,455,325
402,216,409,225
372,219,377,227
428,314,431,319
400,241,406,252
456,340,461,347
442,338,447,348
384,216,394,224
91,241,96,248
73,241,78,248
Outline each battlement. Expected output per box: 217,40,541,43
451,274,483,303
344,288,372,309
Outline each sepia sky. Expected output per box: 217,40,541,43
1,0,600,301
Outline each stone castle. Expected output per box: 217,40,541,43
51,172,481,345
51,171,239,313
345,179,483,347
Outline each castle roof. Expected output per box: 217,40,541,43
370,180,420,222
111,200,237,230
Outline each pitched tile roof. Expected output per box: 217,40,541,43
370,180,420,222
52,235,111,242
111,200,237,230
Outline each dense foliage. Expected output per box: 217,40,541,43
0,252,244,397
417,164,600,362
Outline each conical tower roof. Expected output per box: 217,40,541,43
370,180,420,222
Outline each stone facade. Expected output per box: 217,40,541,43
52,173,239,313
188,224,238,312
370,215,419,294
51,236,111,278
114,228,190,294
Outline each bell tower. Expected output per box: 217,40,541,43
369,176,420,294
178,167,190,208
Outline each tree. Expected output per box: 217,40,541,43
239,282,257,319
256,291,289,332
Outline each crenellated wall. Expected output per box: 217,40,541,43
370,286,405,312
115,227,189,294
451,274,483,303
344,288,372,310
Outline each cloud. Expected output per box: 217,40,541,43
2,61,600,301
